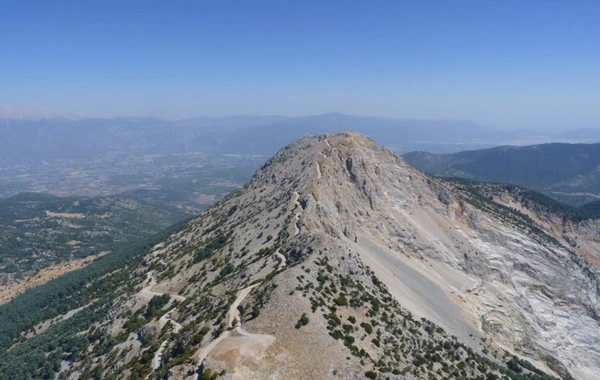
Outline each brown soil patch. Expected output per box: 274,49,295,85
211,332,275,372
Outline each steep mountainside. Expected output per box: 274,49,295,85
2,132,599,380
403,143,600,205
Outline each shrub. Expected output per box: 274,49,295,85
251,305,260,319
361,322,373,334
334,294,348,306
295,313,309,329
218,263,235,278
201,368,218,380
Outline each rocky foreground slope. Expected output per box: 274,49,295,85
35,132,600,379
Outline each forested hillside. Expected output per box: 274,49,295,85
0,220,189,379
403,143,600,205
0,193,189,283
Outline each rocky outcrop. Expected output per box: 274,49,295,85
265,132,600,379
52,132,599,380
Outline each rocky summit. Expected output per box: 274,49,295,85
35,132,599,379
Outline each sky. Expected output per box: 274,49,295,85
1,0,599,128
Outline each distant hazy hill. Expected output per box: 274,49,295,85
0,114,490,162
221,113,510,155
0,193,189,282
403,143,600,205
1,117,229,161
3,112,591,162
2,112,598,209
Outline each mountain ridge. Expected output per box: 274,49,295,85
1,132,598,379
403,143,600,205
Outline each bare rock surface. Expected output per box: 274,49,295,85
54,132,600,380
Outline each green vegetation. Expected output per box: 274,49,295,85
250,305,261,320
403,143,600,206
334,293,349,306
144,294,171,319
296,253,560,380
295,313,310,329
0,219,189,379
201,368,218,380
450,178,600,222
0,193,188,278
194,230,231,263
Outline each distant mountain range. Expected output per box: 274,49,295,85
2,105,598,208
403,143,600,205
2,108,599,161
221,113,497,154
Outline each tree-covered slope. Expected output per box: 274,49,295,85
403,142,600,205
0,193,189,281
0,219,190,379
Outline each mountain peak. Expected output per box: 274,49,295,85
198,132,599,379
16,131,598,379
254,131,407,189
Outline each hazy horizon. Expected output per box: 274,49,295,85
2,1,599,130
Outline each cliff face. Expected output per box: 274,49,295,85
285,132,600,379
51,132,599,380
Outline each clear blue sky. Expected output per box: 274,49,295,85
1,0,599,128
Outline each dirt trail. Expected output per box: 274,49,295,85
159,312,183,332
274,249,286,270
192,331,232,376
26,304,91,338
318,139,330,158
190,240,287,377
291,191,302,236
152,341,169,371
139,271,159,299
137,271,187,373
229,284,260,327
139,271,186,302
191,283,269,378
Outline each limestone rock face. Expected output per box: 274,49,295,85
63,132,599,380
257,132,600,379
